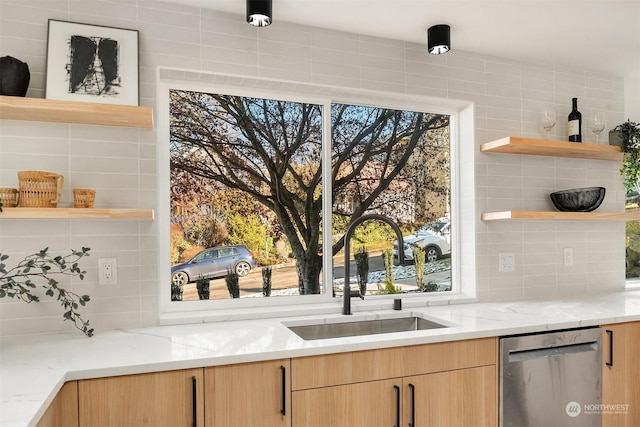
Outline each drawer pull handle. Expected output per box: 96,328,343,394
409,383,416,427
393,384,400,427
606,329,614,367
280,365,286,416
192,376,197,427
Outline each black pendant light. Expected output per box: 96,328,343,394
427,24,450,54
247,0,272,27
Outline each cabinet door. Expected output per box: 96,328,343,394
204,359,290,427
292,378,401,427
36,381,79,427
403,365,497,427
602,322,640,427
79,368,204,427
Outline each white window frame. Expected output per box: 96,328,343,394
156,68,476,325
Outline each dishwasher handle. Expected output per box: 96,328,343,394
508,340,598,363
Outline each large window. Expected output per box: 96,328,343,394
168,88,451,303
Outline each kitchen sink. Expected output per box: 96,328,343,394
285,313,449,340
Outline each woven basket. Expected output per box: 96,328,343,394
73,188,96,208
18,171,64,208
0,187,19,207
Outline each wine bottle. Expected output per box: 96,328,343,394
567,97,582,142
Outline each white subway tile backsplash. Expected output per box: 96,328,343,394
202,60,259,77
0,0,628,337
311,29,360,52
259,39,313,60
311,74,361,89
488,287,525,301
445,53,485,72
140,52,202,70
446,66,486,84
485,60,521,78
447,79,485,95
522,272,557,287
360,79,406,94
312,61,360,80
1,3,67,25
258,52,312,74
358,35,405,59
138,4,200,28
141,38,201,58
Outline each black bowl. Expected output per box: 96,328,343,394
550,187,605,212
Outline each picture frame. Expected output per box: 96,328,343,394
45,19,139,106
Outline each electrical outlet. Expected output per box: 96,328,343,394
499,252,515,273
98,258,118,285
563,247,574,267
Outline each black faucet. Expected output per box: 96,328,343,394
342,214,404,315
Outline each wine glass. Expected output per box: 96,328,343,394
590,112,606,144
539,107,557,139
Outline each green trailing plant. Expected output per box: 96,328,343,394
196,275,210,300
354,246,369,297
262,266,272,297
225,269,240,298
614,119,640,193
413,246,426,290
0,247,94,337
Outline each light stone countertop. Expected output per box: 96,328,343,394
3,291,640,427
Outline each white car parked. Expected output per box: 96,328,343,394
394,221,451,263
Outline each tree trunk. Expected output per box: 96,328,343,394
295,251,323,294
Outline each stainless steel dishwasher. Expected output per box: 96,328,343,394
500,327,602,427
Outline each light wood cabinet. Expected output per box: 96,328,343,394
78,368,204,427
602,322,640,427
35,339,498,427
41,361,290,427
292,366,497,427
403,365,497,427
291,337,496,390
36,381,79,427
204,359,291,427
292,378,400,427
291,338,498,427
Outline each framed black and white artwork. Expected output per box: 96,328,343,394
45,20,139,106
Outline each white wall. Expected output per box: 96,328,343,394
0,0,627,336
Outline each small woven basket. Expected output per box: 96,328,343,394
0,187,19,207
73,188,96,208
18,171,64,208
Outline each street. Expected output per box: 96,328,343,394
180,254,452,301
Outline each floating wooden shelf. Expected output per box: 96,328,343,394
481,211,640,221
0,208,154,220
0,95,153,128
480,136,623,161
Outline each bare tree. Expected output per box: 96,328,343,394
170,90,448,294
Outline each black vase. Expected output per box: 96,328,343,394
0,56,30,97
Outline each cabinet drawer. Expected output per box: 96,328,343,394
292,337,497,390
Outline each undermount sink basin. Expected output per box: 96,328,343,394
285,313,449,340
